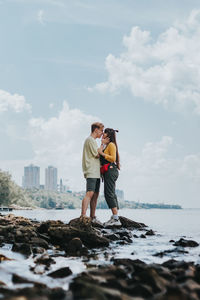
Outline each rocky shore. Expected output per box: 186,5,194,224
0,213,199,299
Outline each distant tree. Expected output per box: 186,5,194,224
0,169,33,207
0,170,11,206
48,197,56,208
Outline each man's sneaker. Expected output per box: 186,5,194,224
91,216,104,228
104,216,121,228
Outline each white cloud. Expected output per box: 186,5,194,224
37,9,45,25
28,101,101,190
0,89,31,113
92,10,200,115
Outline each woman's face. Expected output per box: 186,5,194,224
102,133,109,145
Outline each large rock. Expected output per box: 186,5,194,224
48,267,72,278
48,218,110,248
119,216,147,229
12,243,32,257
173,238,199,248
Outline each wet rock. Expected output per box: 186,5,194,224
0,280,6,286
115,229,132,239
70,276,133,300
30,264,46,275
48,266,72,278
154,247,189,257
137,267,169,293
37,220,64,234
145,229,155,236
0,235,4,245
12,243,32,256
104,233,120,241
173,238,199,247
0,286,70,300
140,234,146,238
32,247,46,255
160,285,192,300
30,237,49,249
12,274,36,284
48,223,109,248
119,216,147,229
129,283,153,298
116,240,129,245
0,254,13,262
67,237,83,251
65,237,88,256
34,253,56,268
68,216,92,229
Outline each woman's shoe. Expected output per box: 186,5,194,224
104,216,121,227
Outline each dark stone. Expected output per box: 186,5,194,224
0,286,69,300
140,234,146,238
162,260,192,270
119,216,147,229
115,230,132,239
32,247,45,255
129,283,153,297
37,220,64,234
48,267,72,278
12,243,32,256
30,237,49,249
12,274,36,284
104,233,120,241
173,238,199,248
65,237,89,256
48,223,109,248
145,229,155,236
0,254,13,262
163,285,191,300
154,247,189,257
34,253,56,268
37,222,50,234
137,267,169,293
67,237,83,252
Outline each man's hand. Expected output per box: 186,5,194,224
98,145,104,156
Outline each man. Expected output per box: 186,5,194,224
81,122,104,224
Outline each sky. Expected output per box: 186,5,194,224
0,0,200,208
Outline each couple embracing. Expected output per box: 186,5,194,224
81,122,121,227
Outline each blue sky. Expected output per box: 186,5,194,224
1,0,200,207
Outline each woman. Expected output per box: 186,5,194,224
98,128,121,227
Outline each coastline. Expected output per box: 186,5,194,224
0,212,200,299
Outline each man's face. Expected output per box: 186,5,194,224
97,127,104,138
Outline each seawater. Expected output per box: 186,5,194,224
0,208,200,289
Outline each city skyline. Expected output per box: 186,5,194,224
23,164,59,191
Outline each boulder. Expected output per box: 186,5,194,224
12,243,32,256
48,222,109,248
173,238,199,248
48,267,72,278
119,216,147,229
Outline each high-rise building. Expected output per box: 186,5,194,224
45,166,57,191
23,164,40,189
59,178,63,193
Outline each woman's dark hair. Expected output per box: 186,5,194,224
104,128,120,170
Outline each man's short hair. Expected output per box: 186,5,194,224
91,122,104,133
